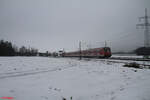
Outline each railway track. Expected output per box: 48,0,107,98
82,57,150,68
109,57,150,61
107,60,150,67
108,57,150,68
68,56,150,61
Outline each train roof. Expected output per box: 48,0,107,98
64,47,111,54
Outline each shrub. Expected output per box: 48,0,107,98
123,62,141,69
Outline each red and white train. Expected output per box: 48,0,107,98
62,47,111,58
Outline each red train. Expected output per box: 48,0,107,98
62,47,111,58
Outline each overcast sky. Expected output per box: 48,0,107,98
0,0,150,52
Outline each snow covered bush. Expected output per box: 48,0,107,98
123,62,141,69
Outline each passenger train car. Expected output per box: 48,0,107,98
62,47,111,58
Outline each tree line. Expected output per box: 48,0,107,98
0,40,38,56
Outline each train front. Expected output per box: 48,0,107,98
103,47,112,58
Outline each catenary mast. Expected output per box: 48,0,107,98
137,8,150,47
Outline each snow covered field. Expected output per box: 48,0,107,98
0,57,150,100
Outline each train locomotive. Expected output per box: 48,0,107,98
62,47,111,58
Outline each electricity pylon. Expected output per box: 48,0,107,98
137,8,150,47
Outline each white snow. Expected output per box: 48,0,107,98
111,54,143,58
0,57,150,100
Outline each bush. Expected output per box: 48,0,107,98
123,62,141,69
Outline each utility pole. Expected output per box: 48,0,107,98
104,41,107,47
137,8,150,58
79,41,82,60
137,8,150,47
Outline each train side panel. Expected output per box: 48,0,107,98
62,47,111,58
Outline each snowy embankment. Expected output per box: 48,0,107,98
0,57,150,100
111,54,143,58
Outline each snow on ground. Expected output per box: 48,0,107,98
111,54,143,58
0,57,150,100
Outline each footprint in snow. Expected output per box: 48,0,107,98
14,68,17,70
36,68,39,70
48,87,61,92
54,88,61,92
111,96,116,100
119,85,125,91
49,87,52,90
110,91,115,95
41,96,48,100
119,87,124,91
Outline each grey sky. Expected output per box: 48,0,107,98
0,0,150,52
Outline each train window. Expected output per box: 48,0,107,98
107,48,111,52
104,47,110,52
104,48,107,52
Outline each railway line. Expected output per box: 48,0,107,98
82,57,150,68
108,57,150,68
107,59,150,67
109,57,150,61
79,56,150,62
